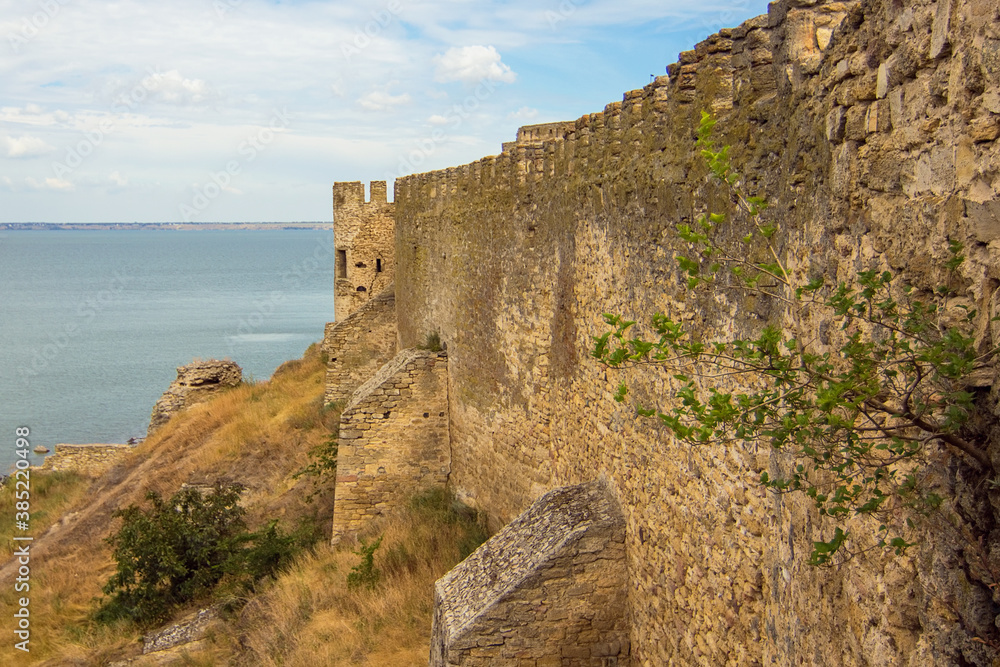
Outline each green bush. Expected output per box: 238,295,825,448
418,331,443,352
243,518,320,583
96,484,308,626
346,536,383,590
294,431,340,502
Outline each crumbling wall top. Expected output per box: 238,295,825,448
434,480,624,638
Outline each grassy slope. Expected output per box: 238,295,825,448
0,343,485,666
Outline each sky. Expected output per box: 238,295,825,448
0,0,771,223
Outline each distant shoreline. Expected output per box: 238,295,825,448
0,222,328,231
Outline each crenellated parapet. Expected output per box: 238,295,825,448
395,1,864,221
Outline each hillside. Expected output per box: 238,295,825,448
0,343,485,665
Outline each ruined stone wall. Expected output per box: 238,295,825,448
148,360,242,436
41,444,132,476
322,287,398,405
431,481,629,667
333,181,394,322
394,0,1000,663
331,348,450,542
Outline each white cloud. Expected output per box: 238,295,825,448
507,106,539,121
358,90,413,112
433,45,517,84
0,0,771,222
139,69,216,106
109,171,128,187
0,107,61,128
26,177,74,191
4,135,56,158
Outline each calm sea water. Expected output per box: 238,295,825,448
0,229,336,473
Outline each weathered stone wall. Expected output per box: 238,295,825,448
334,180,395,322
430,480,628,667
331,348,450,543
501,121,578,154
322,287,398,405
148,360,242,436
393,0,1000,663
41,444,132,476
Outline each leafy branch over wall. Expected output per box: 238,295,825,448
593,111,996,565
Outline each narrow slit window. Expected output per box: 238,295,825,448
336,250,347,279
376,258,383,273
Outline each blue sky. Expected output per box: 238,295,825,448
0,0,770,222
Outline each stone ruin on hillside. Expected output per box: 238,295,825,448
147,359,242,435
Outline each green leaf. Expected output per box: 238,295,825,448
677,255,700,277
614,383,628,403
809,528,848,566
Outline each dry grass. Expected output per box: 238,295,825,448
0,343,487,666
219,489,487,666
0,342,341,666
0,470,89,559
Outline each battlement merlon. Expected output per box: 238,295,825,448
333,181,366,211
515,122,576,146
370,180,388,203
333,180,393,247
333,180,389,211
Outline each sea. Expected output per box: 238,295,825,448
0,228,336,473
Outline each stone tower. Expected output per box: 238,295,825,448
333,180,394,322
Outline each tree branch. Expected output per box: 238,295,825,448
863,395,991,469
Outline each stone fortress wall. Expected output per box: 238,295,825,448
322,288,398,406
328,0,1000,663
41,444,132,476
430,480,630,667
331,348,451,544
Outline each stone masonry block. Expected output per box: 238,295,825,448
430,481,628,666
